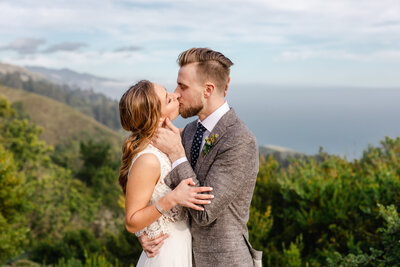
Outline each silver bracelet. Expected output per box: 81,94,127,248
155,202,167,216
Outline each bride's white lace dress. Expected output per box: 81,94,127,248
129,144,192,267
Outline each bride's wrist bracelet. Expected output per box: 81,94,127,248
155,202,167,216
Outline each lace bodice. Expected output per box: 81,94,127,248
128,144,187,238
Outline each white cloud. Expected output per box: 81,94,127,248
43,42,87,53
0,0,398,46
0,0,399,87
0,38,46,54
276,49,400,62
114,46,142,52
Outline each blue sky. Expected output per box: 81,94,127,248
1,0,400,89
1,0,400,156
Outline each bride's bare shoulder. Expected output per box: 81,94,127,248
128,153,161,183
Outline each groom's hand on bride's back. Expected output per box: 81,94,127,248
152,118,185,162
138,232,169,258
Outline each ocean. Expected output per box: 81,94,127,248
174,84,400,159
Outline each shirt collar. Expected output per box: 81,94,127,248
198,101,230,133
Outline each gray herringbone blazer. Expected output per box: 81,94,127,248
164,108,262,267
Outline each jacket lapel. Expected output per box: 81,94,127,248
195,108,238,172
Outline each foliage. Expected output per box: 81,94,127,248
282,235,305,267
328,203,400,266
54,252,133,267
78,139,112,184
0,96,134,266
77,139,121,210
0,96,15,118
0,145,29,264
92,166,121,209
0,97,30,263
31,229,101,264
2,118,52,171
103,226,144,266
10,101,30,120
2,91,400,266
28,167,99,240
248,136,400,266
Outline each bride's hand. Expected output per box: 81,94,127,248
171,178,214,210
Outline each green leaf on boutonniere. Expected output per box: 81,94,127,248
202,134,219,156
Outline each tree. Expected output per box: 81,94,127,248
78,139,112,186
0,145,29,264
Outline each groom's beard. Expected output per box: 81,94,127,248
180,104,203,118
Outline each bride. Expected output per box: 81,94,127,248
118,80,214,267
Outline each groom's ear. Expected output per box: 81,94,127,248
204,83,215,98
224,77,230,97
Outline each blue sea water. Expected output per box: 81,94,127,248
174,84,400,159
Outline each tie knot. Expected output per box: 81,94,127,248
197,122,207,133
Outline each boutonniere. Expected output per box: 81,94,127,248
202,134,219,156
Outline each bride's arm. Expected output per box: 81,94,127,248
125,153,166,233
125,153,213,234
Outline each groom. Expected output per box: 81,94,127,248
141,48,262,266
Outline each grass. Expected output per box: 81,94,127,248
0,85,123,155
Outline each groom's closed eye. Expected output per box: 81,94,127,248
177,82,187,90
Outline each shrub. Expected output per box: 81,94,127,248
249,137,400,265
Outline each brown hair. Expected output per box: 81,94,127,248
177,48,234,92
118,80,161,194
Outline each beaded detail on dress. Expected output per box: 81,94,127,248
128,144,187,238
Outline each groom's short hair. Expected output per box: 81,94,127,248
178,48,233,93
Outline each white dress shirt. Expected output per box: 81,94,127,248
172,101,230,169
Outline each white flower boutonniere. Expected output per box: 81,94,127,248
202,134,219,156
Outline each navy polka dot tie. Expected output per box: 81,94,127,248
190,122,207,169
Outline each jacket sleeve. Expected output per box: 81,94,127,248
165,133,259,226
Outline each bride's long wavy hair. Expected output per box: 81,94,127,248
118,80,161,195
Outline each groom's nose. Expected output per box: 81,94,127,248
173,92,181,99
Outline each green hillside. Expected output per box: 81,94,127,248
0,70,121,130
1,86,400,266
0,85,123,156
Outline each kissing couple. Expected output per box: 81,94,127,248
118,48,262,267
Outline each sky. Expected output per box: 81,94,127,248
1,0,400,157
1,0,400,89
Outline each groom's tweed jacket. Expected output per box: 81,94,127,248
165,108,262,267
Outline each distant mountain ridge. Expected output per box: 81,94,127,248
0,62,45,82
259,144,308,167
25,65,126,98
26,65,114,88
260,144,303,158
0,62,121,130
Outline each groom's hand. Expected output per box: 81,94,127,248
138,232,169,257
152,118,185,162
